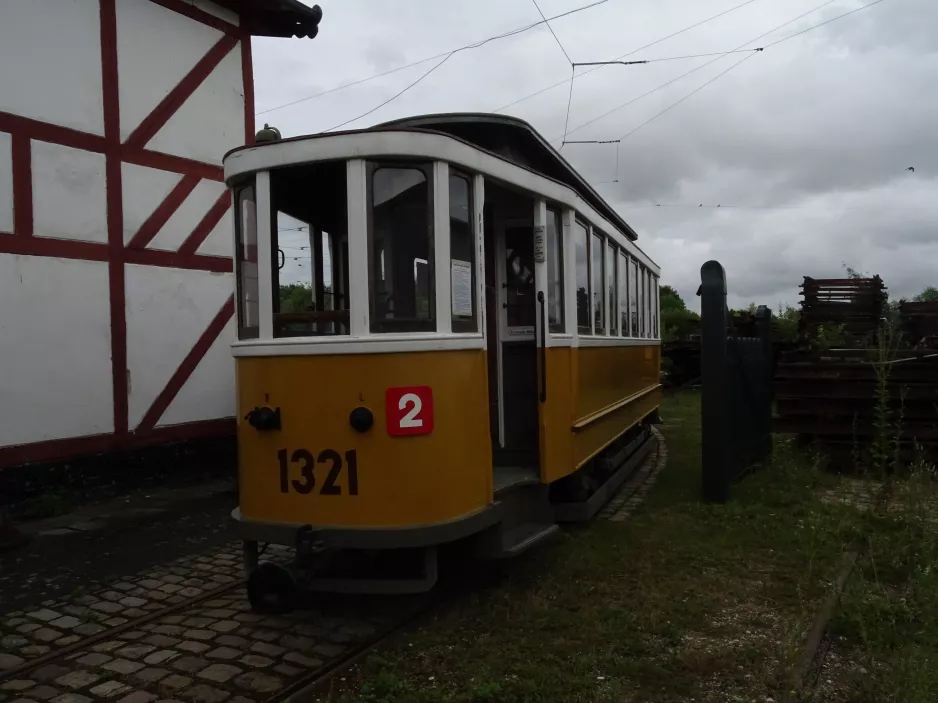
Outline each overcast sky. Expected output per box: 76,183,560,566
252,0,934,310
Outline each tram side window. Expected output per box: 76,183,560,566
546,209,564,332
574,220,590,334
450,172,476,333
619,251,629,336
370,165,434,333
606,242,617,336
591,231,605,335
630,258,639,336
235,183,259,340
651,275,658,338
270,161,350,338
648,272,656,339
639,266,647,337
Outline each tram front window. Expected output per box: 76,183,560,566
270,161,350,337
369,164,434,333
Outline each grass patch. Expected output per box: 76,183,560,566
822,459,938,702
325,390,868,703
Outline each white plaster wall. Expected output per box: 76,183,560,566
0,255,113,447
146,48,246,166
160,319,236,427
125,265,235,430
0,0,104,136
32,141,108,243
116,0,225,143
0,132,12,234
121,163,184,244
195,205,235,258
147,180,227,252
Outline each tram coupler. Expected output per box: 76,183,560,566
295,525,326,568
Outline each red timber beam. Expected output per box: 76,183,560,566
136,296,236,433
0,419,236,469
11,135,33,236
126,174,202,249
101,0,129,434
124,34,240,151
178,191,232,254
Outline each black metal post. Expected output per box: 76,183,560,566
700,261,730,503
756,305,774,461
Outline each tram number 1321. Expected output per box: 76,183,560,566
277,448,359,496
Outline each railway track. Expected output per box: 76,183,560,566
0,432,666,703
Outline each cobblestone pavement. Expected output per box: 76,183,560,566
1,436,666,702
599,428,667,522
1,495,235,612
0,541,427,703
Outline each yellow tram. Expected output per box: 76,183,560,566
223,113,661,609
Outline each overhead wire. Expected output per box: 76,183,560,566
529,0,578,146
560,0,841,143
573,47,764,66
581,0,894,193
607,0,894,152
763,0,890,48
322,53,454,132
255,0,609,117
618,51,759,141
562,66,577,147
494,0,764,113
531,0,574,64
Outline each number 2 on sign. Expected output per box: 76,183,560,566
399,393,423,428
277,448,359,495
386,386,434,436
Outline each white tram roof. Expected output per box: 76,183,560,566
224,112,650,255
373,113,639,242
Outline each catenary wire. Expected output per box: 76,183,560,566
559,0,841,142
532,0,574,64
494,0,764,113
322,53,454,132
255,0,608,117
607,0,894,149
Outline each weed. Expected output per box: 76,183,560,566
332,392,859,703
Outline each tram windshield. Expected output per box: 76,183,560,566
270,161,349,337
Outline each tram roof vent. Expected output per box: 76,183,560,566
256,124,282,144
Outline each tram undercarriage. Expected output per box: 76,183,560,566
240,419,657,612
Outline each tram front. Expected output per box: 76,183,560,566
225,130,496,607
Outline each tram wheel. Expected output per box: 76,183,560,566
247,562,297,614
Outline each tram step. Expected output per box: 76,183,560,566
501,522,559,556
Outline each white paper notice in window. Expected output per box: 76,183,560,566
451,259,473,317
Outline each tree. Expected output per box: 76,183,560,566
279,283,312,313
659,285,699,342
914,287,938,302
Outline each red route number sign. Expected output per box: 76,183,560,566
385,386,434,436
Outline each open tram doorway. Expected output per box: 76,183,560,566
483,183,540,485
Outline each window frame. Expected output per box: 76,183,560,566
618,249,629,337
234,180,259,340
606,240,617,337
590,228,605,336
546,207,565,334
573,218,591,335
365,160,436,334
448,168,477,333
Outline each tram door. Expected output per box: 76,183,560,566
484,187,540,472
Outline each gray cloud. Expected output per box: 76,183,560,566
256,0,937,310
